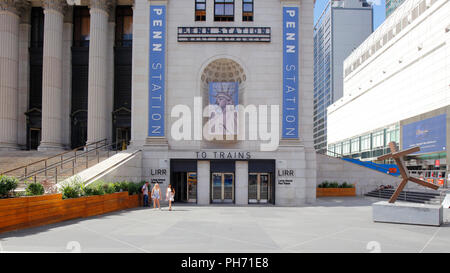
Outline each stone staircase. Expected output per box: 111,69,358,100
0,140,121,192
365,188,443,205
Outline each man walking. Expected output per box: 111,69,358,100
142,181,149,207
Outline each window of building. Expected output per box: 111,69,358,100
195,0,206,21
335,143,343,155
351,137,360,153
342,140,350,155
214,0,234,21
361,134,371,151
385,126,399,145
372,131,384,148
115,6,133,47
243,0,253,21
73,7,90,47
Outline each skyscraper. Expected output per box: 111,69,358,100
386,0,406,17
313,0,373,152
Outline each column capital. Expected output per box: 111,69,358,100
0,0,30,16
19,4,31,24
43,0,68,14
89,0,115,14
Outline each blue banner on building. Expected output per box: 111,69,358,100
402,114,446,154
282,7,299,139
148,5,166,137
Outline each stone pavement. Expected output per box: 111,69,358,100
0,197,449,253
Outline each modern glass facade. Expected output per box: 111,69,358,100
313,0,373,153
313,11,332,152
327,124,400,163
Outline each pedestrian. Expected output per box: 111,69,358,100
141,181,149,207
151,182,161,209
166,184,175,211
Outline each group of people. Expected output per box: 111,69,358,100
141,182,175,211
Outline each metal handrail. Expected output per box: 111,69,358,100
16,141,111,182
40,141,124,184
0,139,107,176
0,139,129,188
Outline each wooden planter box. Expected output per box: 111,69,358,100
316,187,356,197
0,192,140,234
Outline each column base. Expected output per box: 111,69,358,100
0,142,21,151
37,142,66,151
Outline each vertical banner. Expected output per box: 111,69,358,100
282,7,299,139
148,5,166,137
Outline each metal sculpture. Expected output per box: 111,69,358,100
377,142,439,203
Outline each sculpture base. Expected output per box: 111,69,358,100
372,201,443,226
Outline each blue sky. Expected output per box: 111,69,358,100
314,0,386,30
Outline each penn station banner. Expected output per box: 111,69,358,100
282,7,299,139
148,5,166,137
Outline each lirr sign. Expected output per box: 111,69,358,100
177,27,271,42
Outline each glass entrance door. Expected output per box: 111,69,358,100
211,173,234,203
187,172,197,203
248,173,270,204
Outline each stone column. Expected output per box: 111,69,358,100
0,0,21,150
87,0,114,145
62,7,73,148
18,5,31,148
235,161,248,205
197,160,210,205
106,7,115,144
38,0,66,151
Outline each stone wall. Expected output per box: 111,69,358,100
317,153,400,196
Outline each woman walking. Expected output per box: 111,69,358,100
166,184,175,211
151,183,161,209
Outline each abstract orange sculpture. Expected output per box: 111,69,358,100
377,142,439,203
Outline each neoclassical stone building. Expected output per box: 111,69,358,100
1,0,318,205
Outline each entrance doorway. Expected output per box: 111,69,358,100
172,172,197,203
28,128,41,150
116,127,130,149
211,173,234,203
248,173,271,204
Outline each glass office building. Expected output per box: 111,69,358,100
313,0,373,153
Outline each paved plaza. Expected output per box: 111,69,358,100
1,197,449,253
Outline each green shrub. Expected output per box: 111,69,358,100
25,182,45,196
84,181,105,196
341,182,355,188
103,183,116,194
318,181,354,188
59,176,85,199
0,175,19,198
112,182,122,193
127,182,139,195
329,181,339,188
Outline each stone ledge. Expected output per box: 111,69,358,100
372,201,443,226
